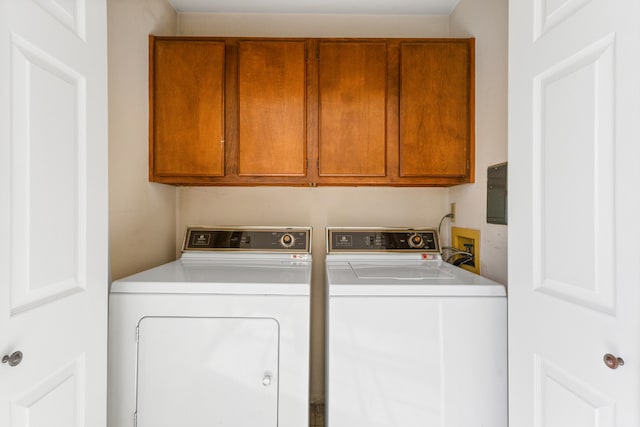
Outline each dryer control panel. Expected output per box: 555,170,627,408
327,228,440,253
183,226,311,253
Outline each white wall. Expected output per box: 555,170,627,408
108,0,178,280
177,12,451,403
449,0,509,284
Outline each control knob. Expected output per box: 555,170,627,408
408,233,424,249
280,233,295,248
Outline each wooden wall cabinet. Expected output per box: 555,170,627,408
149,36,474,186
317,41,388,178
399,41,474,181
237,40,307,178
150,39,225,181
150,37,309,185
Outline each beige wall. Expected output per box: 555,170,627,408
177,12,451,403
177,12,449,37
449,0,509,284
108,0,178,280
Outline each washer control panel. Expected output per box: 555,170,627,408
183,227,311,253
327,228,440,253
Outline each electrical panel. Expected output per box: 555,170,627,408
487,162,507,225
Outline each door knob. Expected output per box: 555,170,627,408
2,351,23,367
603,353,624,370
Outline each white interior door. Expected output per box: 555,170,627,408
0,0,108,426
509,0,640,425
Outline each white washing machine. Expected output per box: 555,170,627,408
325,227,507,427
108,226,312,427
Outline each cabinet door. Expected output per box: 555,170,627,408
400,41,473,179
136,317,279,427
151,39,225,180
238,41,307,176
318,42,388,176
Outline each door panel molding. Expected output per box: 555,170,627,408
534,0,592,40
532,35,616,314
534,355,615,427
32,0,86,40
11,355,86,427
9,34,87,315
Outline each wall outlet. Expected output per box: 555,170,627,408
450,202,456,222
451,227,480,275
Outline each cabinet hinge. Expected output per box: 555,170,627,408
317,159,319,171
466,160,470,170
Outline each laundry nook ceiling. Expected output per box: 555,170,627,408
167,0,461,15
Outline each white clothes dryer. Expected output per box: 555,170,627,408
108,226,312,427
325,227,507,427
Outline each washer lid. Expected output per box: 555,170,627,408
350,262,456,280
326,259,505,296
110,255,311,296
